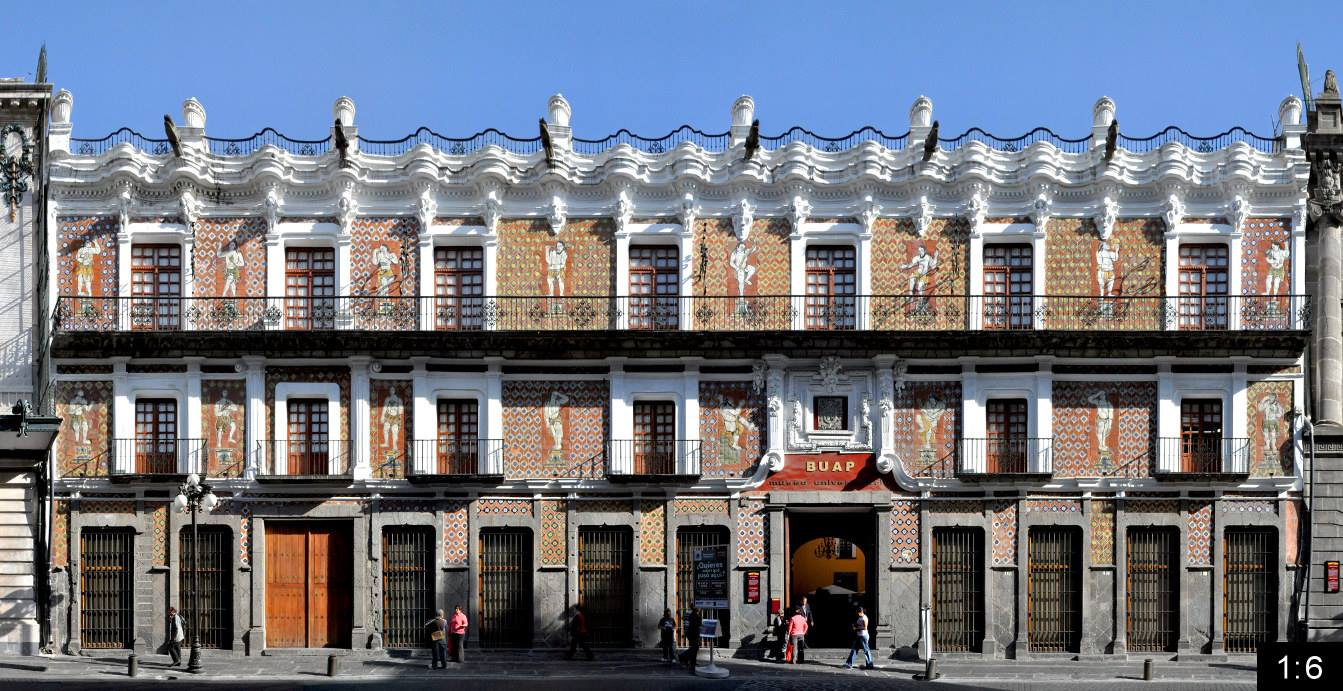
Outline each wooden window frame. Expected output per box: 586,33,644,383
436,399,480,474
982,243,1033,330
129,243,182,330
433,246,485,330
804,245,857,330
284,247,337,330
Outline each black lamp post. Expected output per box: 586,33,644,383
174,472,217,674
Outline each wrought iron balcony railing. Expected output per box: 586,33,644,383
957,437,1053,476
254,438,353,478
53,294,1310,334
408,438,505,477
606,439,702,477
110,438,207,476
1156,436,1250,475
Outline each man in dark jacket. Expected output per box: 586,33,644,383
165,606,184,667
657,608,677,663
680,607,703,671
565,604,594,660
424,609,448,669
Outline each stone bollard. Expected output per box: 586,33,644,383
327,653,338,677
1143,658,1153,681
127,653,138,677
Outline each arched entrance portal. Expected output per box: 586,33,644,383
787,511,877,648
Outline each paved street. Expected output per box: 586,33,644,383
0,649,1258,690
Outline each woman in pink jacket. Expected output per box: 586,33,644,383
448,605,469,662
786,606,809,664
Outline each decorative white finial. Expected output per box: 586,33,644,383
333,96,356,127
182,98,206,129
1163,194,1184,230
859,195,882,234
965,189,988,230
1093,96,1116,128
1031,194,1051,234
914,196,933,238
909,96,933,128
788,195,811,230
1096,196,1118,240
548,94,571,127
1279,95,1303,127
678,192,699,231
614,188,634,233
733,199,755,241
547,194,567,235
336,181,358,232
732,95,755,128
52,89,73,125
1230,195,1250,234
263,183,283,231
416,183,438,231
480,189,502,234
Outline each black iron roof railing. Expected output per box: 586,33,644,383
69,123,1283,158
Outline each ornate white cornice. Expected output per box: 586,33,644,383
914,195,933,237
1163,193,1185,230
416,182,438,232
1031,193,1051,234
263,183,282,231
787,195,810,231
614,188,634,233
733,198,754,241
547,194,567,235
1230,194,1250,234
480,188,502,234
177,186,198,230
1095,196,1118,240
964,189,987,231
858,195,881,235
678,192,699,231
336,180,358,233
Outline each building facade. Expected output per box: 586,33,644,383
40,90,1315,659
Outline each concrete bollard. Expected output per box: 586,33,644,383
327,653,338,677
127,653,138,677
1143,658,1153,681
925,656,939,680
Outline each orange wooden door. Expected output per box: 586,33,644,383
265,524,308,648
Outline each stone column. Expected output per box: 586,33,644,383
350,356,371,479
242,356,265,479
1317,215,1343,424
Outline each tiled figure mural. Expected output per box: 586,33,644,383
891,381,961,477
370,380,412,479
496,218,614,296
1052,381,1158,477
870,218,970,330
264,367,352,444
1247,380,1293,478
1091,499,1115,565
699,381,766,478
55,380,112,477
193,217,267,300
690,218,791,330
737,497,768,566
990,500,1017,565
1046,218,1165,330
539,500,566,567
1186,499,1213,565
350,217,419,296
501,379,608,478
57,217,118,298
201,379,246,478
1241,217,1292,297
890,499,920,564
443,500,469,567
639,500,667,565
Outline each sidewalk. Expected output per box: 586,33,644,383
0,649,1258,689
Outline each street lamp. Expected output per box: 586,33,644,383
174,472,217,674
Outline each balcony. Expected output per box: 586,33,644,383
955,437,1053,480
406,438,505,483
1154,436,1250,480
605,439,702,482
54,294,1309,334
108,438,207,480
254,438,353,483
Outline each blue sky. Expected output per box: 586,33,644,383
4,0,1341,141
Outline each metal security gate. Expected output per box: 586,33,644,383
479,528,532,648
676,527,730,646
180,526,232,649
80,528,134,649
1127,527,1178,652
1224,528,1276,653
578,527,632,647
382,526,433,648
932,527,984,652
1028,526,1081,652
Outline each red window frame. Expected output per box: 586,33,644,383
130,244,182,330
1179,399,1223,472
986,398,1028,473
284,248,336,330
805,245,857,330
286,398,330,475
436,399,480,474
1178,244,1229,330
983,244,1033,330
633,401,675,474
434,247,484,330
134,398,177,474
629,246,679,330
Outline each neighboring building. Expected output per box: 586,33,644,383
41,88,1314,660
0,77,59,655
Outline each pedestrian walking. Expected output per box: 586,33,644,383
766,610,787,661
843,605,874,670
657,608,678,663
786,606,809,664
424,609,448,669
798,596,814,637
679,607,703,671
165,606,185,667
565,604,594,660
448,605,469,663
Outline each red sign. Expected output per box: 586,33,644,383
769,597,781,615
1328,561,1340,593
744,571,761,604
760,453,897,492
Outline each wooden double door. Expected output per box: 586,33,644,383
265,522,353,648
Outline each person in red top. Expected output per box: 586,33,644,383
786,606,809,664
448,605,469,663
565,604,594,660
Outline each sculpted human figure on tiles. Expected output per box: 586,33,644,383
373,243,400,296
545,240,568,297
900,244,938,298
729,240,756,299
74,238,101,296
1265,241,1288,296
218,240,245,297
382,389,404,448
215,390,239,448
1095,240,1119,298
